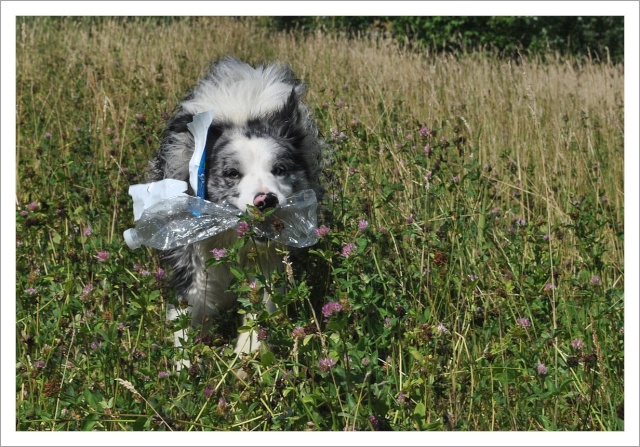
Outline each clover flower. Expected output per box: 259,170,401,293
292,326,306,340
211,248,227,260
322,301,342,318
341,242,357,258
537,363,548,376
236,221,250,237
204,385,214,399
517,317,531,328
315,225,330,238
318,357,336,373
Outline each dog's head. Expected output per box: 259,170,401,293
150,58,323,214
203,90,313,212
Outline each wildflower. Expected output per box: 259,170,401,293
424,144,432,155
315,225,330,238
318,357,336,373
491,207,500,214
358,220,369,231
335,99,346,108
322,301,342,318
452,175,460,183
155,268,166,281
369,415,381,431
158,371,169,379
384,317,392,328
211,248,227,260
27,201,40,212
543,283,555,293
134,113,145,121
217,397,229,414
83,225,92,237
600,195,608,203
236,221,250,237
536,363,548,376
419,125,431,137
571,338,584,350
542,233,551,241
589,275,602,286
468,274,478,282
80,283,93,298
397,391,407,405
292,326,306,340
140,269,151,277
257,327,268,342
44,131,52,138
361,357,371,367
348,166,356,175
436,323,449,334
405,215,414,224
96,250,110,262
341,242,357,258
567,356,580,368
204,385,214,399
517,317,531,328
331,129,347,142
90,341,102,351
512,217,527,226
424,170,432,181
25,287,37,295
33,360,46,369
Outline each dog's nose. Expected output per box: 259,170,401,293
253,192,279,210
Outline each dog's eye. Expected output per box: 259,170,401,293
223,168,241,179
272,164,287,177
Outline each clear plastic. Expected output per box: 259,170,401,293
123,189,319,250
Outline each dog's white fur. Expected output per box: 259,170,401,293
148,57,322,357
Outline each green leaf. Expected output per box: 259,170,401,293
414,402,426,417
409,347,424,362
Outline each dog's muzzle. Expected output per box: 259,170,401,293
253,192,279,211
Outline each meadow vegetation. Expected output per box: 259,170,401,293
15,17,624,431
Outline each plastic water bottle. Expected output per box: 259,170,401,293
123,190,319,250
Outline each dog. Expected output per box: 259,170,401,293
148,57,323,356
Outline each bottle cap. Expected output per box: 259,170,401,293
123,229,141,249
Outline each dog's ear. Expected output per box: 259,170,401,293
272,88,306,147
205,123,225,153
166,110,193,134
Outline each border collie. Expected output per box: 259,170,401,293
148,57,323,355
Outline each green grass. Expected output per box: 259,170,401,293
14,17,624,432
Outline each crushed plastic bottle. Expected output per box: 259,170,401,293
123,189,319,250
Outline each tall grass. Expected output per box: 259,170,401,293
15,17,624,432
